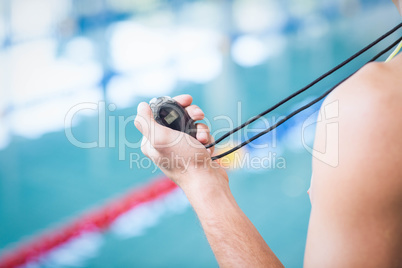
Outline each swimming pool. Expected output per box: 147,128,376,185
0,1,400,267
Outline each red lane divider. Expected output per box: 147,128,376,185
0,177,178,268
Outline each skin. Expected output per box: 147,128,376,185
134,6,402,266
392,0,402,12
305,55,402,267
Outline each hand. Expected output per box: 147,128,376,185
134,94,228,190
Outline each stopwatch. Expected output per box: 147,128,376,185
149,96,197,138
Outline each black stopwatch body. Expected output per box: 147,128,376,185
149,96,197,138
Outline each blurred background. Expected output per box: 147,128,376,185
0,0,401,267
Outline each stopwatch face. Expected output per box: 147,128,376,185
149,96,197,138
158,105,183,131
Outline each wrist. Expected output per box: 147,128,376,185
179,169,229,196
179,171,231,207
180,171,241,227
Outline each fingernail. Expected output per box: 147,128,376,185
195,108,204,116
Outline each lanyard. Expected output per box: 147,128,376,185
209,23,402,161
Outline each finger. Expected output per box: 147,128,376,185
141,136,158,158
134,102,168,143
197,123,215,155
134,102,154,139
173,94,193,108
140,136,149,156
186,105,204,121
134,102,185,148
196,124,215,155
196,123,210,144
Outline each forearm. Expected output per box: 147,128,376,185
135,95,283,266
182,173,284,268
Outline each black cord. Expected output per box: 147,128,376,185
370,36,402,61
211,35,402,161
206,22,402,150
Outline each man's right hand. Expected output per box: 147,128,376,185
134,94,228,191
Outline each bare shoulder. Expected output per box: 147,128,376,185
325,53,402,117
305,55,402,267
314,54,402,186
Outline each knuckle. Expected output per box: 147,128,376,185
154,134,168,146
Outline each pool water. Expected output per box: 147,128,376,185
0,1,400,267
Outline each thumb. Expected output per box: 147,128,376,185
134,102,174,146
134,101,190,148
134,102,156,139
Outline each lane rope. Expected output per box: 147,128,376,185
0,177,178,268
